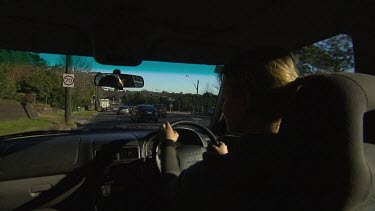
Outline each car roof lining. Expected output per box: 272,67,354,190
0,0,373,67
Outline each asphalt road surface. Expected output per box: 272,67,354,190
76,111,211,130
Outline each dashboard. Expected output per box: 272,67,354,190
0,128,209,180
0,127,210,210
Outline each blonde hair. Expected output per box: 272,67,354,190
265,56,299,87
224,52,299,133
225,54,298,93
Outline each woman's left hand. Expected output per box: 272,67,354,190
159,122,179,142
212,142,228,155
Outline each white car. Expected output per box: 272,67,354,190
112,106,119,112
117,106,130,115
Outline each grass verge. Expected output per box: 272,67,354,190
0,111,98,136
0,118,54,136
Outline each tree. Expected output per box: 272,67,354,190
0,50,50,102
203,81,213,94
294,34,354,76
0,65,17,99
59,55,95,110
49,70,65,108
317,35,354,71
147,95,157,104
214,73,222,92
132,92,147,104
73,57,92,72
20,69,57,103
0,50,47,66
58,55,92,72
201,92,217,112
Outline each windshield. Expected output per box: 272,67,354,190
0,34,354,136
138,106,156,111
154,105,165,109
0,50,220,136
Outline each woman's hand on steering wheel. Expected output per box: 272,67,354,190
212,141,228,155
159,122,179,142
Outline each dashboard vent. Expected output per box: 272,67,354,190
94,146,140,163
119,147,139,160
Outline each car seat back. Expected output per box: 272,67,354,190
279,73,375,210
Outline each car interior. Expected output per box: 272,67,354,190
0,0,375,211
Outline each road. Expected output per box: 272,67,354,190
76,111,211,130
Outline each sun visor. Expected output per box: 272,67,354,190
90,23,153,66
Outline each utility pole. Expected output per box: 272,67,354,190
65,55,72,123
95,86,100,111
186,75,199,114
196,80,199,113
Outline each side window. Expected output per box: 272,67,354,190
293,34,354,76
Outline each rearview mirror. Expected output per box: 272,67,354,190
94,73,144,89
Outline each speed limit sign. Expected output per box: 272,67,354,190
63,74,74,87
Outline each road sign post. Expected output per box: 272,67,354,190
64,56,73,124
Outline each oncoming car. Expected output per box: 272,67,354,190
0,1,374,211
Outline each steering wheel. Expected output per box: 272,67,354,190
170,120,220,146
154,120,219,172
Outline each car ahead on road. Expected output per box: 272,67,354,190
112,106,119,112
100,107,110,112
207,107,215,116
129,106,135,114
153,104,167,118
131,104,158,123
116,106,130,115
0,1,375,211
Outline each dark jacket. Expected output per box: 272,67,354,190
159,134,295,211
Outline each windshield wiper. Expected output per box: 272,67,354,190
73,126,157,132
0,127,159,140
0,130,79,140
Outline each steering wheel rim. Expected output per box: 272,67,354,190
152,120,220,173
170,120,219,146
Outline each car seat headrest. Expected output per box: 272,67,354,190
278,72,375,210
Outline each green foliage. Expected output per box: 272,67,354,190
49,71,65,108
130,92,147,105
18,69,65,107
55,56,96,110
0,50,47,66
21,70,54,98
294,34,354,76
0,51,95,110
71,71,96,110
319,35,354,70
0,65,17,99
200,92,217,111
0,50,49,101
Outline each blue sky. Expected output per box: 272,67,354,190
40,53,219,94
